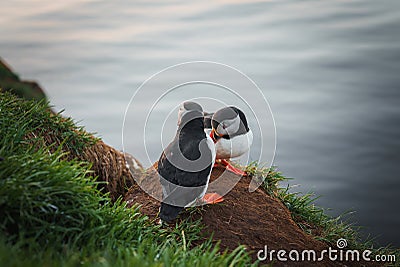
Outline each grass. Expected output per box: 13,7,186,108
0,91,254,267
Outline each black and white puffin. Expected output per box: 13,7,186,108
158,101,223,223
205,106,253,176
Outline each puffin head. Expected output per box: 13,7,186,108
211,106,248,138
177,101,203,126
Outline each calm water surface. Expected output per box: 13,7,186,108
2,0,400,247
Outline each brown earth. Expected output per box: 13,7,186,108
123,163,379,267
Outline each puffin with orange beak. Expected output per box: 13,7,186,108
205,106,253,176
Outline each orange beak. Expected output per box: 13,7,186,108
210,129,220,143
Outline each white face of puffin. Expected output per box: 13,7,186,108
215,115,241,137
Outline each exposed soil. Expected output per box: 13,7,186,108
123,163,379,266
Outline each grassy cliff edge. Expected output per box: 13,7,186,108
1,93,398,266
0,57,398,266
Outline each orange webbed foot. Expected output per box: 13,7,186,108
219,159,247,176
202,193,224,204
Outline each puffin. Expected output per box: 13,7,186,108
158,101,224,223
205,106,253,176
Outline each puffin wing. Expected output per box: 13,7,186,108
175,137,214,205
158,142,185,222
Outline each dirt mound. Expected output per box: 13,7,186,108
124,163,375,266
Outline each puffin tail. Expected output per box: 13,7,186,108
159,202,184,222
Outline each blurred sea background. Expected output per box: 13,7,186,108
1,0,399,247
